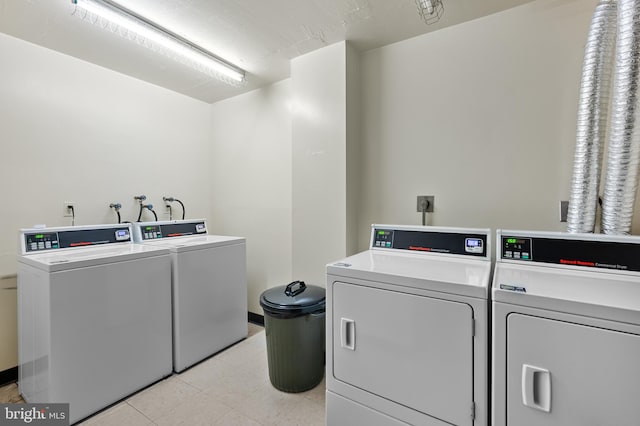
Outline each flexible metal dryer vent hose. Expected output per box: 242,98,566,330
567,0,616,233
601,0,640,234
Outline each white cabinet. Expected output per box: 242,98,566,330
332,281,474,426
506,314,640,426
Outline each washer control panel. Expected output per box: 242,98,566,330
139,221,207,240
23,226,131,253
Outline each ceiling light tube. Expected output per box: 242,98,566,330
72,0,245,83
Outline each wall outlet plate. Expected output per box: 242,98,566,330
560,200,569,222
416,196,434,212
63,201,75,217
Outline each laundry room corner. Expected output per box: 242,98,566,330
209,79,294,315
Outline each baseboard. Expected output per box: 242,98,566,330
0,366,18,386
248,311,264,326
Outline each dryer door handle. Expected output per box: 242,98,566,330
340,318,356,351
522,364,551,412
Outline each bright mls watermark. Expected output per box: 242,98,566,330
1,404,69,425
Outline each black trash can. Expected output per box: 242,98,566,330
260,280,325,393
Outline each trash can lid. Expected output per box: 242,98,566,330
260,281,325,317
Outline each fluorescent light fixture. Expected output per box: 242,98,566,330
72,0,245,84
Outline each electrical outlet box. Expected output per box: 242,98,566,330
63,202,75,217
560,200,569,222
416,196,435,212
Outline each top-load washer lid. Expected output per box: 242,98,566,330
493,230,640,324
19,244,171,272
328,225,492,299
18,224,170,272
140,234,245,253
132,220,244,253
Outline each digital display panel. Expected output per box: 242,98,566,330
502,236,532,260
115,229,130,241
465,238,484,253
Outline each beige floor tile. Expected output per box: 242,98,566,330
214,334,268,372
203,373,271,410
264,398,326,426
126,376,200,421
190,331,269,390
232,380,328,426
300,375,326,405
222,330,267,355
232,386,292,425
153,391,233,426
0,382,24,403
213,409,262,426
177,357,231,391
248,322,264,338
217,348,269,379
80,402,152,426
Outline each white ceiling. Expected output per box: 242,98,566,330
0,0,533,103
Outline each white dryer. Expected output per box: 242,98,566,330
326,225,492,426
18,224,172,424
132,220,247,372
492,230,640,426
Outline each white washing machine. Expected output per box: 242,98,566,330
492,230,640,426
326,225,492,426
132,220,247,372
18,224,172,424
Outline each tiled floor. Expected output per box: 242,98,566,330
0,381,23,404
0,323,326,426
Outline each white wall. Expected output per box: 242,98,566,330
346,44,361,256
0,33,211,269
0,32,211,370
209,80,293,314
291,42,360,288
358,0,601,250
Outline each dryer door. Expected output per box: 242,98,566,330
506,313,640,426
332,281,474,426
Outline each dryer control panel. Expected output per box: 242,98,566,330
500,231,640,272
22,226,132,253
371,226,489,258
